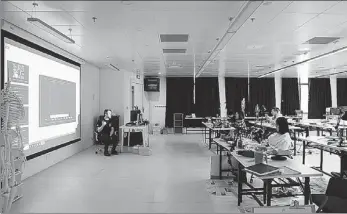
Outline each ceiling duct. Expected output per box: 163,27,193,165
160,34,189,43
163,49,187,54
196,1,263,77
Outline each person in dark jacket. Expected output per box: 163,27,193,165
97,109,118,156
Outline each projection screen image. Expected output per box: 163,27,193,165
3,38,81,156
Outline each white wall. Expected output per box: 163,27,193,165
1,21,100,179
143,77,166,128
131,74,144,112
99,68,133,125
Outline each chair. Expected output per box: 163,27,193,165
312,177,347,213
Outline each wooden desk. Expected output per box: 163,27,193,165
120,124,149,152
233,151,323,206
213,138,235,179
184,117,205,133
203,122,235,149
292,120,347,137
298,136,347,177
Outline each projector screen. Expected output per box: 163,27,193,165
2,34,81,157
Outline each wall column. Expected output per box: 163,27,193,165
274,71,282,109
330,74,337,107
0,4,3,85
0,4,3,148
298,54,309,119
218,49,227,117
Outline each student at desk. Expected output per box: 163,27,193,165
263,117,292,155
221,112,243,140
266,107,283,125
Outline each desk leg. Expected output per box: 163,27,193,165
304,177,311,205
237,163,243,206
128,130,131,147
303,140,306,165
294,131,297,156
320,149,323,171
204,127,207,144
121,129,124,153
219,146,222,180
209,129,212,150
263,182,267,205
266,179,272,206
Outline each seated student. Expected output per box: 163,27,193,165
96,109,118,156
266,107,283,125
264,117,292,155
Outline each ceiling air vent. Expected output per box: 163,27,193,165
163,49,186,54
160,34,189,42
304,37,340,45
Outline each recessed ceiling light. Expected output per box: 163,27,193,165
158,72,161,74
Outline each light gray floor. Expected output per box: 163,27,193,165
10,133,241,213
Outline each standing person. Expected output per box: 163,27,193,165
97,109,118,156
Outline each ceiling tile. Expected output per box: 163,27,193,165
7,1,64,12
283,1,340,14
324,1,347,14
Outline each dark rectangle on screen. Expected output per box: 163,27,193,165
39,75,76,127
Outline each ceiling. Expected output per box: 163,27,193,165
2,1,347,78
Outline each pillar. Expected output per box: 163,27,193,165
330,74,337,107
274,71,282,109
218,49,227,117
298,54,309,119
0,6,3,86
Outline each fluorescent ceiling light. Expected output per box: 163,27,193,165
259,45,347,78
108,63,120,71
195,1,263,77
27,17,75,44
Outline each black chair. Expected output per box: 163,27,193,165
312,177,347,213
